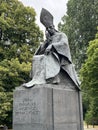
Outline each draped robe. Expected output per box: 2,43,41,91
31,32,80,89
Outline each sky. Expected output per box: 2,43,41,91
19,0,68,31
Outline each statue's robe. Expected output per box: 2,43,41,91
32,32,79,88
31,32,80,89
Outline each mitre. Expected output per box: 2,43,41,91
40,8,53,28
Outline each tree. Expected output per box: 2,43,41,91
0,0,43,128
0,58,31,92
0,0,43,61
58,0,98,70
0,92,12,128
0,0,43,90
80,30,98,124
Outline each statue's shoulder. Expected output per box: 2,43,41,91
56,32,67,38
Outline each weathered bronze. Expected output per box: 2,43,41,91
22,8,80,89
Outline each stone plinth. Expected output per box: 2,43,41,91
13,84,83,130
13,86,53,130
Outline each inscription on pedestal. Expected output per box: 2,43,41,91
13,91,41,124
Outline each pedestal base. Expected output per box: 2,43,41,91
13,84,83,130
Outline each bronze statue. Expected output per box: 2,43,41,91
22,8,80,89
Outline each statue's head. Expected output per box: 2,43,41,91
40,8,56,36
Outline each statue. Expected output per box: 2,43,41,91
22,8,80,89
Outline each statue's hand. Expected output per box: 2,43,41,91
45,44,52,55
45,45,52,55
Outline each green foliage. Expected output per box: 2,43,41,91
0,44,35,62
85,98,98,125
80,31,98,124
0,0,43,46
0,58,31,92
0,0,43,127
0,92,13,128
80,37,98,93
58,0,98,70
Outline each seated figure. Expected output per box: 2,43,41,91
22,8,80,89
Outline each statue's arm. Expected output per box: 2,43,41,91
45,44,52,55
35,40,50,55
44,33,67,55
34,45,41,55
50,33,72,62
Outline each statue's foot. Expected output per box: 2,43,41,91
22,80,36,88
22,83,35,88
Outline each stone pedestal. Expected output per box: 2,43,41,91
13,84,83,130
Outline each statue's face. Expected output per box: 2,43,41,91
47,26,55,36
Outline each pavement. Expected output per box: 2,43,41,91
84,126,98,130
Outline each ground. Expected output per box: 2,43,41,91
8,125,98,130
8,126,98,130
84,125,98,130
